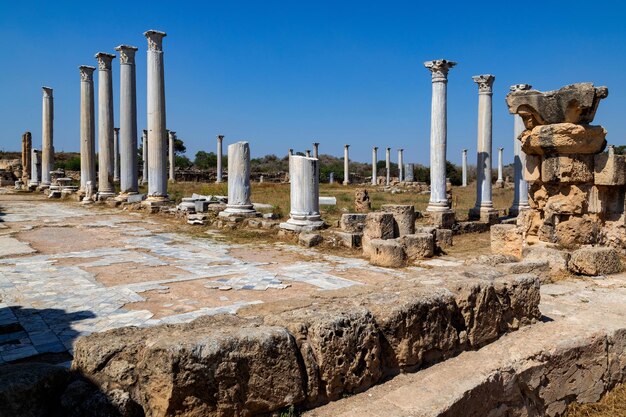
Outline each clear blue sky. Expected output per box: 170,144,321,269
1,0,624,166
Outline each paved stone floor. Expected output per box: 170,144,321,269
0,192,425,364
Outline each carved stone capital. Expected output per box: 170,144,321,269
115,45,138,64
168,131,176,138
42,86,53,97
344,144,350,149
144,30,167,51
510,83,532,92
424,59,457,82
95,52,116,70
472,74,495,94
373,147,378,151
79,65,96,82
217,135,224,141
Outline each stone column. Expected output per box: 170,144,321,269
424,59,456,213
462,149,468,187
219,142,258,218
313,142,319,158
22,132,32,183
405,163,414,182
141,130,148,185
496,147,504,187
216,134,224,183
343,144,350,185
168,130,176,182
371,146,378,185
113,128,120,183
510,84,532,216
280,155,324,231
329,172,334,184
385,147,391,185
305,150,311,157
79,65,96,192
469,74,497,223
144,30,168,202
398,148,404,181
95,52,116,198
115,44,139,195
40,87,54,188
288,148,293,157
29,149,41,187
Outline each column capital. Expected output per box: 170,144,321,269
42,86,53,97
510,83,532,92
399,148,404,152
498,147,504,151
115,45,138,64
373,146,378,151
472,74,495,94
144,30,167,51
95,52,116,70
344,144,350,149
168,131,176,138
424,59,456,82
463,148,467,153
217,134,224,141
143,129,148,135
114,127,120,133
386,147,391,151
79,65,96,82
313,142,319,146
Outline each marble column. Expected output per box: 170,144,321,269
405,163,414,182
280,155,324,232
216,134,224,183
288,148,293,157
424,59,456,213
79,65,96,192
144,30,168,201
40,87,54,188
343,144,350,185
496,147,504,187
219,142,258,218
371,146,378,185
385,147,391,185
329,172,334,184
116,44,139,195
305,150,311,157
141,129,148,185
398,148,404,181
29,149,41,187
22,132,32,183
113,128,120,183
96,52,116,198
313,142,319,158
469,74,497,222
462,149,468,187
168,130,176,182
510,84,532,216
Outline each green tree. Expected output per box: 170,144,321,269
175,155,192,169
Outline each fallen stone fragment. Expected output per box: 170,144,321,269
380,204,415,237
401,233,434,259
523,244,571,272
299,232,323,247
569,247,622,276
369,238,407,267
340,213,367,233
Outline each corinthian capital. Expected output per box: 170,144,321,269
424,59,457,82
42,86,53,97
95,52,116,70
144,30,167,51
79,65,96,82
472,74,495,94
115,45,138,64
510,83,532,92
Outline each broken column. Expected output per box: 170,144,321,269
219,142,258,218
116,44,139,196
168,130,176,182
385,147,391,185
113,128,120,183
398,149,404,182
280,155,324,231
216,134,224,183
343,144,350,185
496,147,504,188
469,74,498,224
40,87,54,189
509,84,532,216
313,142,319,158
141,129,148,185
21,132,32,183
29,149,41,187
79,65,96,192
95,52,116,199
372,147,378,185
405,163,414,182
462,149,468,187
305,150,311,157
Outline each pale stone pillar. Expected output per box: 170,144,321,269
216,134,224,183
313,142,319,158
510,84,532,216
329,172,334,184
144,30,168,201
405,163,414,182
343,144,350,185
141,129,148,185
115,44,139,195
288,148,293,157
22,132,32,183
40,87,54,188
30,149,41,186
371,146,378,185
79,66,96,192
424,60,456,213
462,149,468,187
113,128,120,183
398,148,404,181
95,52,116,198
496,147,504,187
385,147,391,185
469,74,497,222
219,142,258,218
168,130,176,182
305,150,311,157
280,155,324,231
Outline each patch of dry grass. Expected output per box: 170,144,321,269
565,384,626,417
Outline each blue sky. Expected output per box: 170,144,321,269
1,0,624,165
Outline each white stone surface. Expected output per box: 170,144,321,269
96,53,116,197
472,74,495,212
343,144,350,185
40,87,54,187
386,147,391,185
116,45,139,195
398,148,404,181
281,155,324,231
168,130,176,182
462,148,468,187
372,147,378,185
220,141,257,217
216,135,224,183
79,66,96,192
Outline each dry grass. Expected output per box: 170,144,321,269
565,384,626,417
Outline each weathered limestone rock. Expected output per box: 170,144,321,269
595,148,626,185
555,215,598,246
569,247,622,276
333,231,362,248
369,239,407,267
340,213,367,233
520,123,607,155
362,213,395,256
354,189,371,212
299,232,323,247
523,154,542,182
381,205,415,237
523,244,571,272
401,233,434,259
541,154,593,183
490,224,523,259
435,229,453,250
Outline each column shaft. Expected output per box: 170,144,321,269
22,132,32,182
472,75,495,212
216,135,224,183
113,128,120,182
385,147,391,185
372,147,378,185
116,45,139,194
141,130,148,185
220,141,257,217
168,131,175,182
343,145,349,185
398,149,404,181
510,84,532,216
96,53,116,196
79,66,96,192
280,155,324,231
30,149,41,186
462,149,468,187
40,87,54,187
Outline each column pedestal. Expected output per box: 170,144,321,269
219,141,259,218
280,155,324,232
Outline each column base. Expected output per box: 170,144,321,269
279,218,325,232
469,206,499,224
115,191,138,202
509,204,530,217
97,192,116,201
218,206,260,218
424,210,455,229
426,201,451,213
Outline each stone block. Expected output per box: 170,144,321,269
541,154,593,183
555,215,599,246
363,213,395,240
261,220,279,229
522,245,571,272
428,210,456,229
468,207,499,224
263,212,279,219
380,205,416,237
247,218,262,229
401,233,434,259
415,226,437,236
544,184,589,215
435,229,453,249
126,193,145,203
334,231,362,248
490,224,522,259
340,214,367,233
195,200,210,212
569,247,622,276
520,123,607,155
523,154,541,182
298,233,323,247
594,151,626,186
369,239,407,268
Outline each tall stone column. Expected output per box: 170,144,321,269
22,132,32,183
343,144,350,185
141,129,148,185
40,87,54,188
371,146,378,185
469,74,497,223
405,163,414,182
216,135,224,183
496,147,504,187
398,148,404,181
313,142,319,158
462,149,468,187
29,149,41,187
79,65,96,192
509,84,532,216
424,60,456,213
219,142,258,218
168,130,176,182
113,128,120,183
115,44,139,196
144,30,168,202
280,155,324,232
385,147,391,185
95,52,116,198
